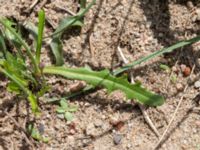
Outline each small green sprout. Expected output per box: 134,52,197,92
56,99,78,121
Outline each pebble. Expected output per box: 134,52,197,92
113,134,122,145
94,119,103,127
85,123,96,136
176,83,184,91
172,66,178,74
183,67,191,77
194,81,200,89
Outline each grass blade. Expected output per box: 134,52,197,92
0,35,7,58
113,36,200,75
36,10,45,65
43,66,164,106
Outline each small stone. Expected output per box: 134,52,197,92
113,134,122,145
109,114,120,125
187,1,194,9
196,9,200,21
172,66,178,74
94,119,103,127
195,121,200,127
194,81,200,89
176,83,184,91
85,123,96,136
180,64,186,72
183,67,191,77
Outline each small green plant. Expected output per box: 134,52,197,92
28,124,49,143
1,0,200,118
56,99,78,121
0,0,165,115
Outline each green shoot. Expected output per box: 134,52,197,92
36,10,45,65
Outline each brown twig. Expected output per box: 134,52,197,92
117,46,160,137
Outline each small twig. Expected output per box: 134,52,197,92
153,64,196,149
29,0,40,11
55,5,76,16
89,33,95,58
117,46,160,137
4,111,34,148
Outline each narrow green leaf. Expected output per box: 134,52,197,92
1,19,24,59
113,36,200,75
36,10,45,64
43,66,164,106
0,35,7,58
49,0,95,65
49,38,64,66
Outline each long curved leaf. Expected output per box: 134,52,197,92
43,66,164,106
113,35,200,75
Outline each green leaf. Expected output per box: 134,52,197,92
49,18,83,66
49,38,64,66
28,124,49,143
28,94,39,113
36,10,45,64
43,66,164,106
49,0,95,66
0,66,39,113
68,105,78,112
0,35,7,58
56,107,65,113
113,36,200,75
64,112,73,121
159,64,170,72
7,82,21,94
60,99,68,109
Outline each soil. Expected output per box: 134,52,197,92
1,0,200,150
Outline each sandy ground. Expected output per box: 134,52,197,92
1,0,200,150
